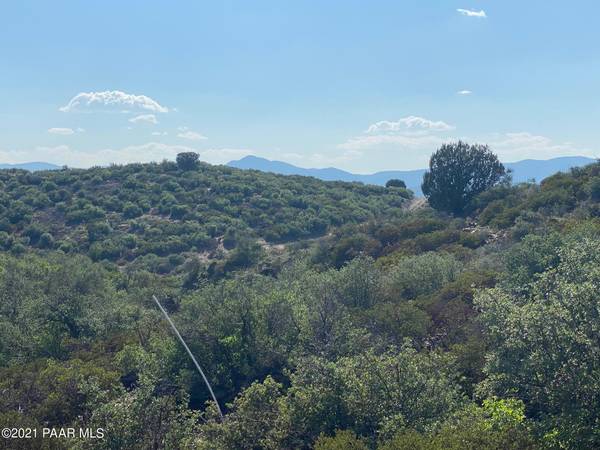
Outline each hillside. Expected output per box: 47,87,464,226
0,160,411,274
228,155,596,195
1,159,600,448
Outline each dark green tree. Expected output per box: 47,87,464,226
176,152,200,171
422,141,508,214
386,179,406,189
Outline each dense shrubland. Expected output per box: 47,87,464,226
1,157,600,448
0,160,410,274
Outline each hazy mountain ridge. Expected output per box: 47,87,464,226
0,162,61,171
228,155,596,195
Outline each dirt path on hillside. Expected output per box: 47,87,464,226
407,197,428,211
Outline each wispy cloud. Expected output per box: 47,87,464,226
129,114,158,125
339,134,446,151
308,150,364,165
178,131,207,141
366,116,454,133
200,148,254,163
151,131,168,136
0,143,185,167
0,143,255,168
488,132,595,160
339,116,454,151
457,90,472,95
457,8,487,18
177,126,207,141
338,112,595,166
60,90,169,113
276,150,364,168
48,127,75,135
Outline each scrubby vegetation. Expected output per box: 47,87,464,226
2,153,600,448
0,160,410,275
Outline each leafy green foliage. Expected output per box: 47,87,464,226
477,236,600,448
422,141,508,214
1,159,599,449
385,179,406,189
314,430,370,450
198,346,464,448
470,162,600,228
175,152,200,171
380,398,536,450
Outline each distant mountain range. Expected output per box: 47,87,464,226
2,156,596,196
228,155,597,195
0,162,61,171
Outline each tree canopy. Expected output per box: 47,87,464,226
176,152,200,171
385,179,406,189
422,141,508,214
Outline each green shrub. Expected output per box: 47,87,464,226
38,233,55,249
123,202,143,219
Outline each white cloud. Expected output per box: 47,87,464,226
338,112,596,168
457,90,472,95
0,143,256,168
48,127,75,135
488,132,596,160
339,133,446,151
366,116,454,133
340,116,454,151
129,114,158,125
308,150,364,165
0,143,186,167
457,8,487,18
273,150,363,168
151,131,168,136
280,152,304,160
340,129,595,161
177,127,207,141
199,148,254,164
60,90,168,113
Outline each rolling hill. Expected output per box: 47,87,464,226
0,160,411,273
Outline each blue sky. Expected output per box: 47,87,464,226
1,0,599,172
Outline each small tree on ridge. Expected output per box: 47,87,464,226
176,152,200,171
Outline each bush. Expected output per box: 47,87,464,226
384,252,462,300
38,233,55,249
176,152,200,171
588,177,600,201
123,202,143,219
170,204,188,220
386,179,406,189
314,430,369,450
422,141,508,214
0,231,13,250
414,230,460,252
10,242,26,255
87,222,112,242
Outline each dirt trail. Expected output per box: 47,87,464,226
407,197,428,211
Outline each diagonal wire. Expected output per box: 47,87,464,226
152,295,224,420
